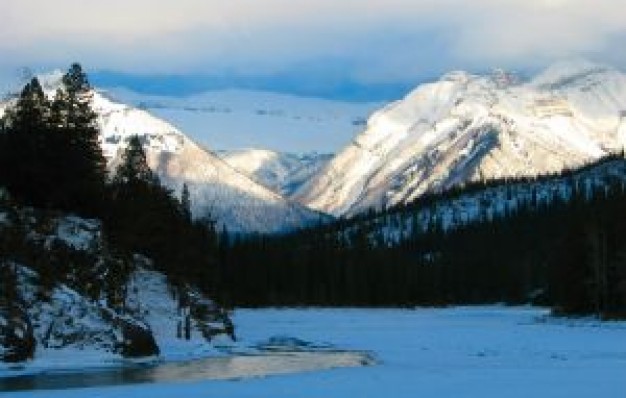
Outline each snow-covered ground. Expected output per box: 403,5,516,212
3,307,625,397
105,88,380,153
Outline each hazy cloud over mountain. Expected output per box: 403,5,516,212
1,0,625,98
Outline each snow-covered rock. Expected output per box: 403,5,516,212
0,205,233,366
297,60,626,216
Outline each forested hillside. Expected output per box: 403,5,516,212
220,155,626,318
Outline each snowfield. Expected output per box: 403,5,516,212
3,307,625,397
105,88,380,153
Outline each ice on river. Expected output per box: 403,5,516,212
3,306,626,398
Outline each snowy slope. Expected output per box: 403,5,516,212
216,149,332,197
105,88,379,153
339,157,626,245
93,92,325,233
1,75,326,233
4,264,229,369
297,60,626,216
0,206,233,369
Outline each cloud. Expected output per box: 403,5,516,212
449,1,626,65
0,0,625,88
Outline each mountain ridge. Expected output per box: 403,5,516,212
216,149,332,198
296,60,626,216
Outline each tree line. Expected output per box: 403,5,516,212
218,159,626,318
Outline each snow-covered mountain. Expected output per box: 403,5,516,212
93,93,325,233
216,149,332,197
105,88,379,153
1,75,327,233
296,60,626,216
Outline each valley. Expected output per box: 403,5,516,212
2,60,626,396
4,2,626,397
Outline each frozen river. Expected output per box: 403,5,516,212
2,307,625,397
0,350,372,392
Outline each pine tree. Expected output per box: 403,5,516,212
107,134,188,278
0,78,53,207
61,63,97,130
55,63,107,215
108,135,158,253
113,135,156,186
4,78,50,131
181,183,192,222
0,64,107,216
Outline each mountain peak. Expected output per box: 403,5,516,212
531,59,614,88
490,68,521,88
439,70,474,84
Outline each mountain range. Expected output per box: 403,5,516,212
2,73,329,234
3,60,626,233
93,93,325,233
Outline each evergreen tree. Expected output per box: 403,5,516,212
108,135,186,276
108,135,162,253
0,64,107,216
0,78,53,206
113,135,156,186
54,63,107,215
181,183,192,222
4,78,50,131
60,63,97,129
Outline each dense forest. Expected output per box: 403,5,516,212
217,156,626,318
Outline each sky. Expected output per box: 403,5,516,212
1,0,626,100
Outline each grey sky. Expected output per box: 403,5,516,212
1,0,625,96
